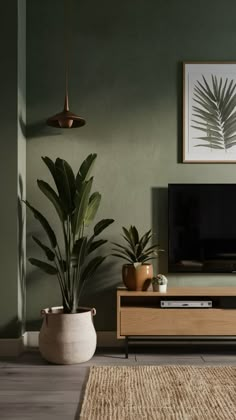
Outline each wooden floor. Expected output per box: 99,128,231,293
1,346,236,419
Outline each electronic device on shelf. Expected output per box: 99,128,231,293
160,300,212,308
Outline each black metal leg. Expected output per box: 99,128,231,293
125,336,129,358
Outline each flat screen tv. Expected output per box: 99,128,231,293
168,184,236,273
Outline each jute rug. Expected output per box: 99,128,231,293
80,365,236,420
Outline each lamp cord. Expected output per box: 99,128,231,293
64,0,70,111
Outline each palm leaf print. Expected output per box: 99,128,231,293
191,74,236,150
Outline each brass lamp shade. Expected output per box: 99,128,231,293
47,94,86,128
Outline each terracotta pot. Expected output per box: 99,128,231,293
39,306,97,364
122,264,153,291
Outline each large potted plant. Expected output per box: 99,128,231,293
25,154,114,364
112,225,163,291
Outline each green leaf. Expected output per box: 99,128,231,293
194,87,217,109
198,77,216,102
122,226,132,240
63,160,76,198
122,226,135,250
222,79,234,108
144,243,160,254
194,136,223,147
211,74,218,101
77,237,88,268
111,253,133,263
225,135,236,144
130,225,139,245
194,144,224,150
41,157,60,194
72,178,93,236
37,180,65,222
226,141,236,149
219,78,228,108
84,192,101,227
191,126,222,138
139,230,152,249
222,95,236,121
55,158,75,214
112,247,136,261
76,154,97,188
81,256,106,284
72,237,87,267
28,258,58,275
121,234,136,252
192,107,217,123
24,201,57,248
75,178,93,208
112,242,136,261
94,219,114,236
32,236,55,261
193,95,216,115
139,256,156,263
59,260,67,272
88,239,107,254
112,226,163,264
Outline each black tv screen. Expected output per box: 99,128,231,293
168,184,236,273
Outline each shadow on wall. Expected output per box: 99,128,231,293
152,187,168,274
0,317,22,339
19,113,62,140
79,259,122,331
18,175,26,335
26,257,121,332
177,61,183,164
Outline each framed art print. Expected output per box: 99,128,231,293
183,62,236,163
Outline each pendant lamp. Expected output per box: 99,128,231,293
47,0,86,129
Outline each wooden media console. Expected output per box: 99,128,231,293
117,287,236,357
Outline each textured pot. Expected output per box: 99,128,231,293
39,306,97,364
122,264,153,291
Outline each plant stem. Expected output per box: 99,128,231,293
54,259,70,310
63,219,71,301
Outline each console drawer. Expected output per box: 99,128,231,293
120,308,236,336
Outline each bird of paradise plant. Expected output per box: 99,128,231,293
25,154,114,313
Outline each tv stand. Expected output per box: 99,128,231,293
117,287,236,358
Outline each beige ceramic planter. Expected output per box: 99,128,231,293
39,306,97,364
122,263,153,291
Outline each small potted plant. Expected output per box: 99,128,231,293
151,276,159,292
152,274,168,293
112,226,164,291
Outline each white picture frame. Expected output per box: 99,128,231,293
183,62,236,163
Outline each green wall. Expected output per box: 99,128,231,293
26,0,236,331
0,0,26,338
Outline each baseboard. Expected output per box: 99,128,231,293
24,331,39,348
24,331,122,349
0,334,25,356
2,332,236,356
